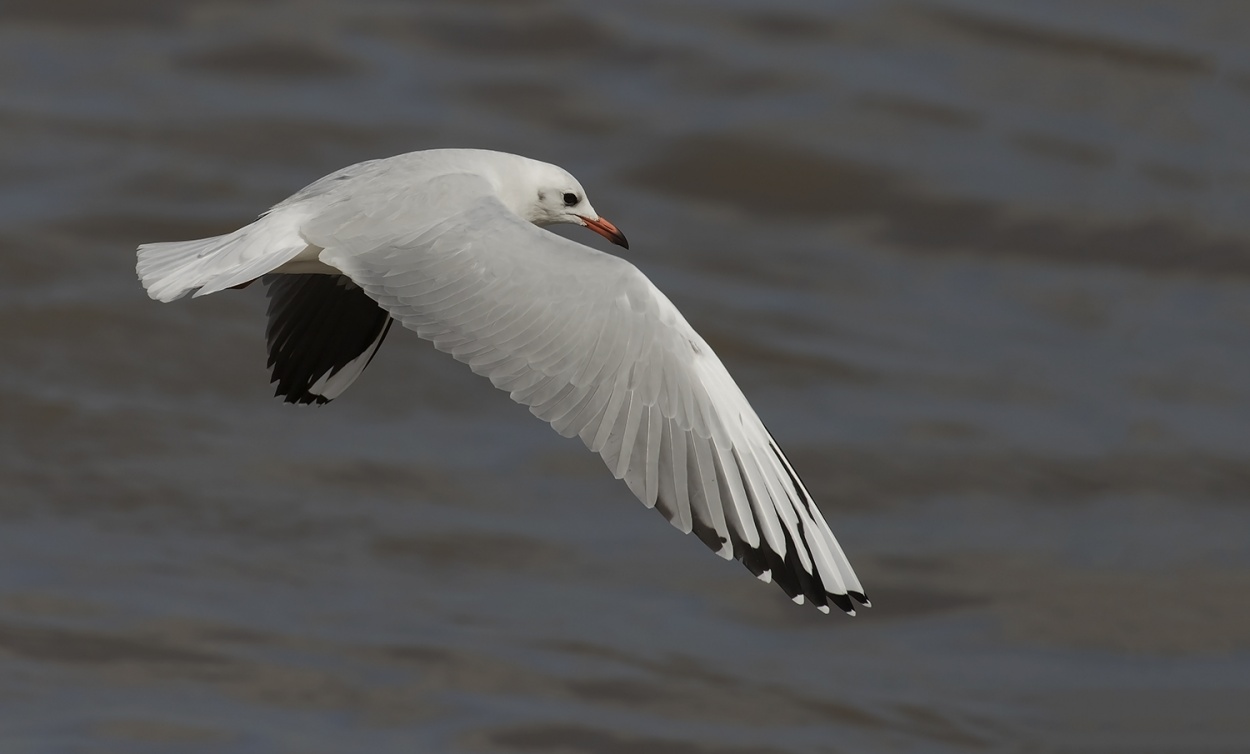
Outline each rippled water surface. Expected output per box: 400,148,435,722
4,1,1250,751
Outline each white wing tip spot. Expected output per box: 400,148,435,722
757,569,772,584
792,595,804,605
817,605,830,614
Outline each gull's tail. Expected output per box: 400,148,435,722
137,211,310,302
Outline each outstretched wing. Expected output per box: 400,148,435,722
307,174,867,613
263,274,393,404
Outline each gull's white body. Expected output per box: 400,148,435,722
137,148,867,614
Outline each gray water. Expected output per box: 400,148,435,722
3,1,1250,751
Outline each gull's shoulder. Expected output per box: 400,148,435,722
268,149,548,220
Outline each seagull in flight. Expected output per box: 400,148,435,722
136,148,868,615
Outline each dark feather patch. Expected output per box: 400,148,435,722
262,274,392,404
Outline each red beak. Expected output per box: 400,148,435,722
579,215,629,249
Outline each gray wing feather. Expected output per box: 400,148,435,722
308,173,865,612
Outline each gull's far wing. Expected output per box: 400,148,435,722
262,274,392,404
307,174,866,613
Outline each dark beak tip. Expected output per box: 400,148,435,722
615,234,630,250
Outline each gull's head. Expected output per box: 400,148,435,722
495,157,629,249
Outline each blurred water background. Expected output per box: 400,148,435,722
3,1,1250,751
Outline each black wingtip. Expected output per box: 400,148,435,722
263,274,392,406
275,386,331,405
828,592,855,615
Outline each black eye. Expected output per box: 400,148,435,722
562,192,578,206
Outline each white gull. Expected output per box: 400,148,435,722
136,148,868,615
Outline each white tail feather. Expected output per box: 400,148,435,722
136,211,312,302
